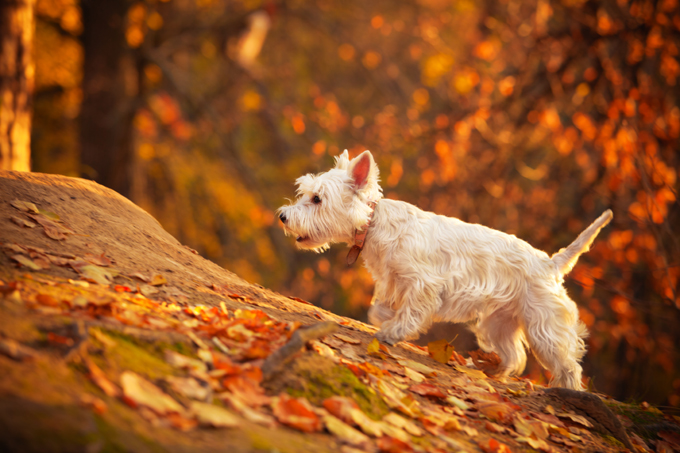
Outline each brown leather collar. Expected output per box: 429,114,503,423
347,201,378,266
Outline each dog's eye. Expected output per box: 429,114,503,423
312,195,321,204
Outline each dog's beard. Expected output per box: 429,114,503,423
282,226,330,253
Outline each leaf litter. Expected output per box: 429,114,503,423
0,198,663,452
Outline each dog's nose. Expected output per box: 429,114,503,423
279,213,287,224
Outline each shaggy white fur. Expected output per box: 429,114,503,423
278,150,613,390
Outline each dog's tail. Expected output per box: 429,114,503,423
551,209,613,275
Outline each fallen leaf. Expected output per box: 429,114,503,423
469,349,502,375
334,333,361,345
10,216,36,228
320,412,371,448
84,357,121,397
338,344,363,362
428,339,455,364
79,264,115,285
37,208,60,221
555,411,594,428
166,376,211,401
478,438,513,453
190,401,239,428
36,294,59,307
485,421,507,433
80,394,108,415
166,413,198,431
120,371,184,414
11,254,45,271
397,359,436,377
0,338,38,361
114,285,131,292
219,393,277,427
271,394,322,432
47,332,74,346
164,350,207,373
408,383,446,398
373,378,420,418
367,337,386,359
402,366,425,383
84,253,113,266
383,412,423,436
323,396,384,438
150,274,167,286
476,401,517,424
129,272,151,283
454,364,487,380
446,395,470,411
10,199,39,213
223,375,270,407
377,436,414,453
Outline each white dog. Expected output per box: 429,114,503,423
278,150,612,390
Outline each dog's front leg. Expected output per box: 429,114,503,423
374,282,439,345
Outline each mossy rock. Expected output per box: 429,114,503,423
263,352,389,420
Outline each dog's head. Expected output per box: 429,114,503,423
277,150,382,252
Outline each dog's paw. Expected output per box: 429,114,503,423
375,330,401,346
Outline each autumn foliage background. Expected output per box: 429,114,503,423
29,0,679,409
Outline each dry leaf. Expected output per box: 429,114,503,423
377,436,414,453
164,350,207,373
320,412,371,448
84,253,113,266
555,411,594,428
120,371,184,414
10,216,36,228
469,349,502,375
150,274,167,286
397,359,436,377
271,394,322,432
334,333,361,345
10,199,39,213
190,401,239,428
79,264,115,285
479,438,513,453
84,357,121,397
408,383,446,398
476,401,517,424
166,376,211,401
219,393,277,427
383,412,423,436
0,338,39,361
11,254,45,271
428,339,454,364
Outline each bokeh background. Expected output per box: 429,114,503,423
29,0,679,409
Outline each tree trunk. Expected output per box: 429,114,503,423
79,0,136,198
0,0,34,172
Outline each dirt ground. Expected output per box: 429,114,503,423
0,170,677,453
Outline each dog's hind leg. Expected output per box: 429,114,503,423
523,288,587,390
474,307,527,377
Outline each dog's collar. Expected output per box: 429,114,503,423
347,201,378,266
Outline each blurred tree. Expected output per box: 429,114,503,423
30,0,680,409
0,0,34,171
79,0,137,197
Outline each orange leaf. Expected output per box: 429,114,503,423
377,436,414,453
84,357,120,397
428,339,454,364
271,394,322,432
408,383,446,398
479,438,513,453
469,349,502,375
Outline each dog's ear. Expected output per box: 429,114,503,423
349,150,377,192
334,150,351,170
